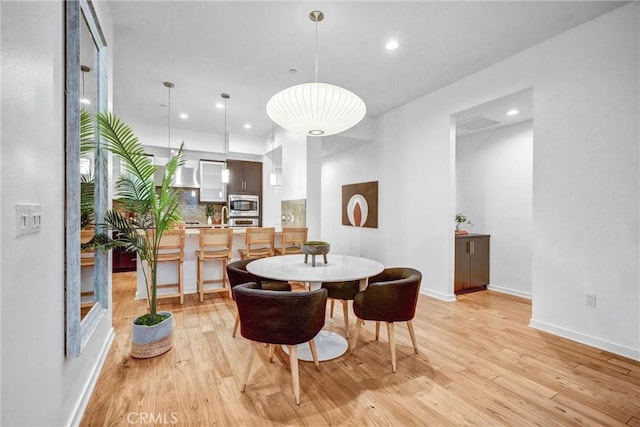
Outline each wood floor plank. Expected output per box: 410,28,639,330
81,273,640,426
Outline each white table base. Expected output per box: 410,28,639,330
282,330,348,361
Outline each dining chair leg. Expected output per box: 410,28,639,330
375,321,380,341
387,322,396,373
407,320,418,354
232,313,240,337
268,344,275,362
350,318,364,352
308,339,320,371
241,343,256,392
330,299,335,318
342,300,350,338
288,345,300,405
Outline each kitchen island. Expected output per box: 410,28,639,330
134,227,282,300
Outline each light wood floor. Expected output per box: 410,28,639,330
82,272,640,426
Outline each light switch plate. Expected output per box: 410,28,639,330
16,203,42,236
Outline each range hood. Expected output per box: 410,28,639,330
153,160,200,188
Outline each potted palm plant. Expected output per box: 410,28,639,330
96,112,185,358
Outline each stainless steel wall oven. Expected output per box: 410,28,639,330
229,194,259,217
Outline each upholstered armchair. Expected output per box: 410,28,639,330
233,283,327,404
350,267,422,372
227,258,291,337
321,280,360,338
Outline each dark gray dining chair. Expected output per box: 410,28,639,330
321,280,360,338
226,258,291,337
234,283,327,405
350,267,422,372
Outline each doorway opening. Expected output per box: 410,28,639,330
452,88,533,299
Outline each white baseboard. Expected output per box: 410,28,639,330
420,288,457,302
69,328,115,427
487,284,532,299
529,319,640,361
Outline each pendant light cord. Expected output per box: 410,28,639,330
167,85,171,149
224,97,227,157
314,19,319,83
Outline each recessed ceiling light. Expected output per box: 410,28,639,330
244,123,252,129
215,102,224,109
179,113,189,119
385,40,399,51
506,109,520,116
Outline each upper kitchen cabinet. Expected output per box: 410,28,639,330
227,160,262,195
199,160,226,202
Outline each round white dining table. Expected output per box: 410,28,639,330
246,254,384,361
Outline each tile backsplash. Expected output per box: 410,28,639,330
281,199,306,227
179,189,225,223
113,188,224,224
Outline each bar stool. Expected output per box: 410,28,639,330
153,229,185,304
238,227,275,259
275,227,308,255
80,229,95,308
196,228,233,301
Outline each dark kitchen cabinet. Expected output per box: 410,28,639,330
112,231,137,272
454,234,490,294
227,160,262,194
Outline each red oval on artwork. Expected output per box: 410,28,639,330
354,202,362,226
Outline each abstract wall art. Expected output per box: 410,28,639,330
342,181,378,228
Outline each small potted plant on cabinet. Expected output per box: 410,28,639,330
455,213,472,235
96,112,185,358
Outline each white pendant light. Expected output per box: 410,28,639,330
221,93,230,183
269,121,277,186
266,10,366,137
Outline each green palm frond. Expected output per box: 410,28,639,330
97,112,155,182
103,210,150,260
80,174,95,228
115,173,154,207
80,110,95,154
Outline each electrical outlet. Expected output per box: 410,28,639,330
585,292,596,307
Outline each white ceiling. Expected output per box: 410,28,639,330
108,1,624,144
455,88,533,137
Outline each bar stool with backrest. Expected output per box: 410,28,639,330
196,228,233,301
152,229,185,304
275,227,308,255
238,227,275,259
80,229,95,307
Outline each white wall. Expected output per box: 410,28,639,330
321,4,639,359
1,2,115,425
457,120,533,298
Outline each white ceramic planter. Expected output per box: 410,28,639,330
131,311,174,359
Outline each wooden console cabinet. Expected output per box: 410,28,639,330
454,234,490,294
